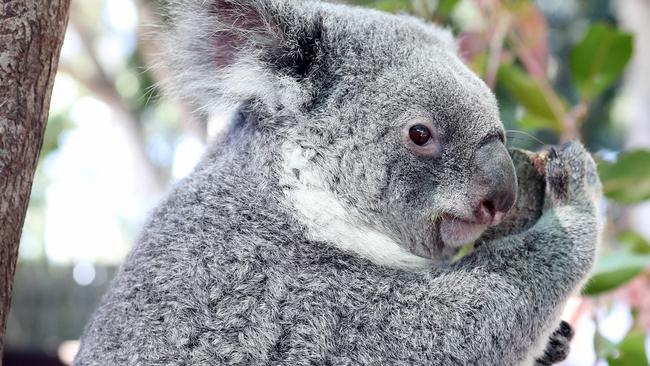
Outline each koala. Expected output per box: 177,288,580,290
75,0,602,365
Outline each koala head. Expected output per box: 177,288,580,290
162,0,517,267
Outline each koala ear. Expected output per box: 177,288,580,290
161,0,324,115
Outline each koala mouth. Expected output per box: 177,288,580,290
438,216,492,249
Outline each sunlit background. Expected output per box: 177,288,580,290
4,0,650,365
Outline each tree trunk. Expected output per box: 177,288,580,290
0,0,71,359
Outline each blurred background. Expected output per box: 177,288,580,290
3,0,650,365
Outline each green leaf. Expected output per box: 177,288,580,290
350,0,411,12
452,242,475,261
518,111,559,132
436,0,460,17
42,111,72,158
607,330,649,366
570,23,634,101
599,150,650,204
497,64,564,133
619,231,650,254
583,252,650,295
365,0,412,12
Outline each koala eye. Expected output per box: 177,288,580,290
409,125,432,146
402,118,440,157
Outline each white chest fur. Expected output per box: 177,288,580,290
280,142,433,270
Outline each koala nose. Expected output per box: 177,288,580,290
472,140,517,226
478,186,515,226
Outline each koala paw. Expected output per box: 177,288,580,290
543,141,602,208
534,321,574,365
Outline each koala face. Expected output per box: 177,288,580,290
330,77,514,258
163,0,516,264
280,10,516,260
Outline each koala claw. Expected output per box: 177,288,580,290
543,141,601,208
534,321,575,366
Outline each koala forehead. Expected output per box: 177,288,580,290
363,56,500,131
305,46,502,154
304,4,502,140
316,3,455,68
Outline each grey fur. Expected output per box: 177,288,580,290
75,1,602,365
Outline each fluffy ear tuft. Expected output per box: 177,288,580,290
208,0,282,68
160,0,324,115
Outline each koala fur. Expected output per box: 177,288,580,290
75,0,602,365
478,149,575,366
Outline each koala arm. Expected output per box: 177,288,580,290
352,142,599,365
476,148,578,365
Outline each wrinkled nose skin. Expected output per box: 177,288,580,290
472,141,517,226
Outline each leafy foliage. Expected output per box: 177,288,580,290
583,252,650,295
619,230,650,254
571,23,634,101
607,330,650,366
599,150,650,204
497,64,564,132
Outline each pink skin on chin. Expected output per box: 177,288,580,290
439,213,504,248
439,220,489,248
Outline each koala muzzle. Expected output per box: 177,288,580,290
471,141,517,226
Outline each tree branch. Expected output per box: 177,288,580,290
0,0,71,356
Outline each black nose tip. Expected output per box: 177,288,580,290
480,179,516,225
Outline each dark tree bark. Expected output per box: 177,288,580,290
0,0,71,358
